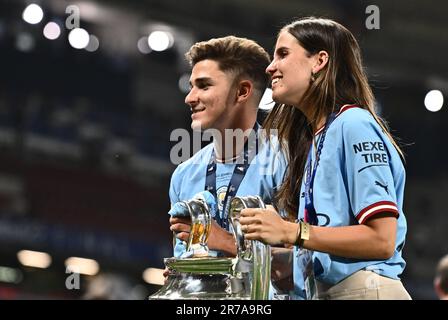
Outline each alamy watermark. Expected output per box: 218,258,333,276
65,266,80,290
65,5,81,30
365,5,380,30
169,127,283,176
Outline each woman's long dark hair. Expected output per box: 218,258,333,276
264,17,404,219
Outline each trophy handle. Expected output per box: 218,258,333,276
229,196,271,299
229,195,266,261
182,199,211,256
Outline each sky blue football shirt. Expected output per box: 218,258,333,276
293,105,407,298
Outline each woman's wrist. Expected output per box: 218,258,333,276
283,221,301,245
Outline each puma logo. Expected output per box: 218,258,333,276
375,181,389,194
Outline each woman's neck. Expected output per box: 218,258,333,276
296,103,326,134
314,116,327,134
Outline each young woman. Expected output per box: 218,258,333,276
240,17,411,300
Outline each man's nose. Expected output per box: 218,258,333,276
185,88,198,106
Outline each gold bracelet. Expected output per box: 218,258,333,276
294,221,310,247
300,221,310,241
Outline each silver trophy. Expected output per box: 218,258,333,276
181,196,212,258
149,195,271,300
229,195,271,300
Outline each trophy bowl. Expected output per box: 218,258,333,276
149,195,270,300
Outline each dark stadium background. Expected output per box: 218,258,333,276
0,0,446,299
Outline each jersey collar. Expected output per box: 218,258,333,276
315,104,359,136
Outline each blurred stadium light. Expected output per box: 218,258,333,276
22,3,43,25
17,250,52,269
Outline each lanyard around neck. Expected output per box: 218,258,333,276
205,124,259,230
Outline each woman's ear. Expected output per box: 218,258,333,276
312,50,329,74
236,80,253,103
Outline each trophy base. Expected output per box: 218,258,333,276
149,257,251,300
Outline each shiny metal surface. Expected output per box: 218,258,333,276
180,196,212,257
149,257,250,300
149,195,271,300
229,195,271,300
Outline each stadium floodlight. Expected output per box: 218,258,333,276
424,89,444,112
23,4,44,25
68,28,90,49
148,31,173,52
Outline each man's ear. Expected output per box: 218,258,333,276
236,80,253,103
312,50,329,74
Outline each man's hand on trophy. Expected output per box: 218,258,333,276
168,190,217,241
168,191,217,218
168,202,190,217
169,216,191,242
168,201,192,241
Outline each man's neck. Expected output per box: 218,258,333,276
212,115,256,162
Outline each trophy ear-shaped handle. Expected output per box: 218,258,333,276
229,196,265,261
183,199,212,256
229,197,248,260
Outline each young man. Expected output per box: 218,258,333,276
168,36,287,259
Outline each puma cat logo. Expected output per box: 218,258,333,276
375,180,389,194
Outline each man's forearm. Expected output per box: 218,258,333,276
208,230,237,257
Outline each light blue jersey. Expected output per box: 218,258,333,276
293,105,407,298
169,135,287,258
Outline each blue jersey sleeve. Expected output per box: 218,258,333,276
168,168,187,257
169,170,181,205
342,114,400,224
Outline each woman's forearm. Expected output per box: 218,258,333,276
282,217,397,260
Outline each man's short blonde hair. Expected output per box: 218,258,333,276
185,36,270,93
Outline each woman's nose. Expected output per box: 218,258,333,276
266,60,276,75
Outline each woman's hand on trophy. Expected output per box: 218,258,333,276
240,205,299,246
169,216,192,242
